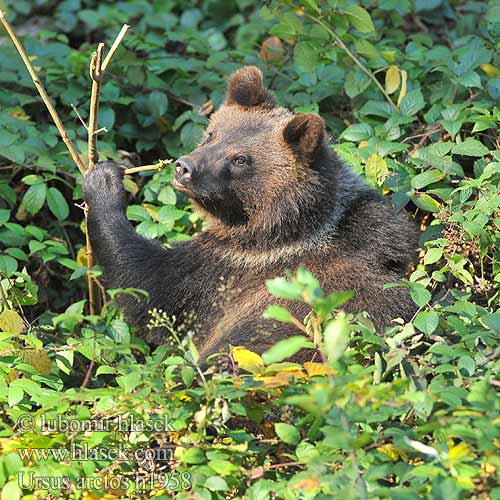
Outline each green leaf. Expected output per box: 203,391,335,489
205,476,229,491
414,310,439,334
181,365,195,387
270,12,302,39
411,193,441,212
182,447,206,464
47,187,69,221
8,386,24,407
452,139,489,157
323,312,351,362
411,169,445,189
458,355,475,375
345,5,375,33
0,255,18,277
409,282,432,307
0,208,10,225
262,335,309,364
0,130,17,148
23,183,47,215
147,91,168,119
294,41,320,73
55,349,74,375
424,248,443,265
111,318,130,344
266,277,302,301
341,123,374,142
99,107,115,129
1,480,21,500
400,89,425,116
275,422,300,445
263,305,293,323
22,174,42,186
96,365,116,376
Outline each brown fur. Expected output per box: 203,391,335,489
84,66,420,360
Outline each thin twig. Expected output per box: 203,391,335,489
101,24,130,72
71,103,88,130
0,10,87,174
306,14,397,111
88,43,104,170
124,159,172,175
80,358,95,390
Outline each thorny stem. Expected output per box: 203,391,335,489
0,10,87,174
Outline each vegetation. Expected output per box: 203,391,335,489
0,0,499,498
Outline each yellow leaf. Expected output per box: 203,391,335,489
456,476,474,489
9,106,30,121
294,477,321,492
482,462,497,476
144,204,158,221
232,346,264,374
397,69,407,109
0,309,25,335
358,140,369,149
448,442,471,465
377,443,400,461
365,154,389,186
480,63,500,78
385,65,400,94
304,362,335,377
77,246,88,267
254,370,305,388
23,348,52,375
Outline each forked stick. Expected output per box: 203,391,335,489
85,26,129,315
0,10,87,174
88,43,105,170
87,24,130,170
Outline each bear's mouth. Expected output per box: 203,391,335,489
172,177,192,194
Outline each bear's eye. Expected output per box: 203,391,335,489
233,155,247,166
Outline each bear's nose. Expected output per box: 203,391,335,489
174,157,194,183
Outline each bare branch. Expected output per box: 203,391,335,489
71,103,88,130
102,24,130,72
124,159,172,175
88,43,104,170
0,10,87,174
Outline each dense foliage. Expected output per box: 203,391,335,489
0,0,499,498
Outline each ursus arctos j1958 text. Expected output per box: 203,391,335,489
84,66,419,359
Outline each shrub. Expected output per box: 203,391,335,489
0,0,499,498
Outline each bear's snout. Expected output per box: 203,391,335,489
174,157,194,187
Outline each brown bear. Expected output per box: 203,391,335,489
83,66,419,359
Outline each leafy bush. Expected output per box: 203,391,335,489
0,0,499,499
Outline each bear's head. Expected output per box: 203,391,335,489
174,66,334,240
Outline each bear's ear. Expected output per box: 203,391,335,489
283,113,326,161
225,66,275,107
